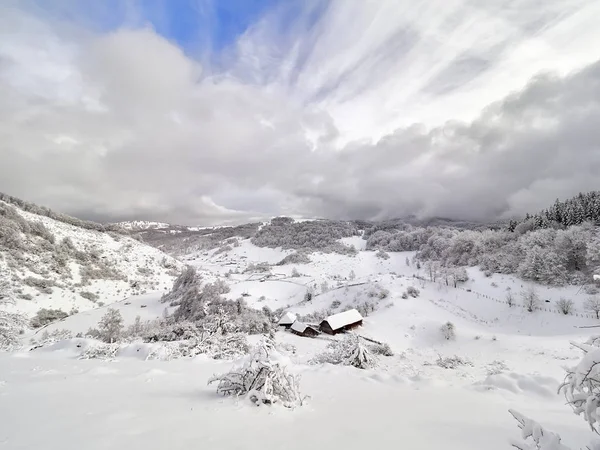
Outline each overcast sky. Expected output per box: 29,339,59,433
1,0,600,225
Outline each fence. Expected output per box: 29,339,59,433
412,274,597,320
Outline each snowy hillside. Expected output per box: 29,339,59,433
2,213,600,449
0,198,183,317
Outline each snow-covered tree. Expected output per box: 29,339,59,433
509,339,600,450
349,270,356,281
0,268,26,350
208,336,304,407
585,297,600,319
522,287,541,313
509,410,570,450
440,322,456,340
344,335,376,369
506,291,516,308
98,308,124,343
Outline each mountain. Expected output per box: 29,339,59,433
0,194,183,317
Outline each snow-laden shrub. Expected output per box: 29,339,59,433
214,244,232,255
291,267,300,277
368,341,394,357
522,287,540,313
509,410,569,450
244,262,271,273
440,322,456,340
555,298,575,315
311,335,377,369
560,342,600,435
23,276,54,294
78,342,121,360
276,252,311,266
30,329,73,347
80,291,99,302
376,249,390,260
406,286,420,298
509,339,600,450
208,337,304,407
97,308,124,343
147,333,250,361
0,272,26,350
30,308,69,328
434,355,472,369
344,336,376,369
585,296,600,319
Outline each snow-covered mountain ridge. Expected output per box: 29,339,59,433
0,197,183,317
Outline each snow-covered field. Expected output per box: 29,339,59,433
1,236,597,449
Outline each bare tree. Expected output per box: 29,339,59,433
440,322,456,340
506,291,515,308
585,296,600,319
555,298,574,315
521,287,540,313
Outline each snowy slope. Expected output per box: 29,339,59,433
1,200,183,317
2,230,598,449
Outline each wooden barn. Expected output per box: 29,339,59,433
290,321,320,338
319,309,363,335
277,312,297,329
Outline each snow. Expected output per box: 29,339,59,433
278,312,297,326
1,200,182,317
2,233,599,449
290,321,308,333
0,353,590,450
324,309,363,331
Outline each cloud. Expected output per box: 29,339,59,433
0,1,599,225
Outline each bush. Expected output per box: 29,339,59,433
521,287,540,313
310,335,378,369
555,298,575,315
23,277,54,294
506,291,515,307
291,267,300,277
375,249,390,260
244,262,271,273
80,291,99,303
369,341,394,356
440,322,455,340
434,355,473,369
406,286,420,298
97,308,124,343
276,252,311,266
208,337,304,407
30,308,69,328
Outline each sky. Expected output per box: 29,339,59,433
1,0,600,225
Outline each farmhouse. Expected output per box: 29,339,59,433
277,312,297,329
319,309,363,335
290,321,320,338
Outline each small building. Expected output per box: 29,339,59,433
319,309,363,335
290,321,320,338
277,312,297,329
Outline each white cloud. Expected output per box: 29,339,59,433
0,1,599,225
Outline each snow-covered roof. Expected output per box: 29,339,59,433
291,321,308,333
594,274,600,281
323,309,363,331
278,312,297,325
